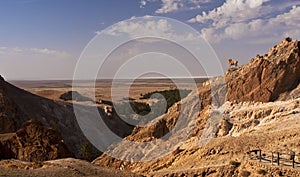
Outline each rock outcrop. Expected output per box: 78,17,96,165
226,37,300,102
0,120,73,162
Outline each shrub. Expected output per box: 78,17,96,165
130,101,151,115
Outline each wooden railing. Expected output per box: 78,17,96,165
247,149,300,168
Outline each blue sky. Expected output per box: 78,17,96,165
0,0,300,80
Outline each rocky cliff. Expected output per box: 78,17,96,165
226,37,300,102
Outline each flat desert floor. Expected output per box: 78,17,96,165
10,78,207,102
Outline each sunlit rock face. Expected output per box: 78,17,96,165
226,37,300,102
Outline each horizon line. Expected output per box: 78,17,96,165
7,76,215,81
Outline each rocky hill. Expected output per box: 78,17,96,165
92,38,300,176
0,76,133,162
0,77,88,159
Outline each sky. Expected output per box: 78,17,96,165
0,0,300,80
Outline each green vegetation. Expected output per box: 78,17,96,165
130,101,151,116
115,101,151,116
115,101,166,125
114,89,191,125
140,89,191,112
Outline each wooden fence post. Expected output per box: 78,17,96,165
271,152,273,165
259,150,262,162
293,157,295,168
247,150,300,168
277,152,280,166
292,153,295,168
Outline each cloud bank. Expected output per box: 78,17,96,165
188,0,300,43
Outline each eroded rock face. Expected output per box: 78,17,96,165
0,120,73,162
226,37,300,102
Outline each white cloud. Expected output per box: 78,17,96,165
188,0,300,43
156,0,180,14
140,0,157,8
269,5,300,26
102,17,173,38
29,48,70,57
0,47,70,58
0,47,7,54
13,47,23,53
188,0,270,26
140,0,147,7
99,16,199,43
139,0,203,14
